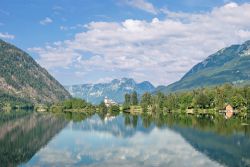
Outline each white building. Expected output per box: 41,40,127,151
104,96,117,107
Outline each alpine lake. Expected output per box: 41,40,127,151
0,110,250,167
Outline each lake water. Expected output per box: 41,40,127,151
0,111,250,167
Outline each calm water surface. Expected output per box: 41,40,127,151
0,111,250,167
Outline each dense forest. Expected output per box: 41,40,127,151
121,84,250,119
142,84,250,111
0,91,33,110
47,98,96,113
0,39,71,104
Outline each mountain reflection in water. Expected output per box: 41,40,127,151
0,111,68,167
0,111,249,167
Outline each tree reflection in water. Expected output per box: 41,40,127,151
1,111,250,167
0,111,68,167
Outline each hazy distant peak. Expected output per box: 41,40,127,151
65,78,155,104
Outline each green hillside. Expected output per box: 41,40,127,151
0,39,71,106
158,40,250,93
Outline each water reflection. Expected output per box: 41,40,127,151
0,111,249,167
0,111,68,167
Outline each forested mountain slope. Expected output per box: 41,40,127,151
158,40,250,93
0,39,71,105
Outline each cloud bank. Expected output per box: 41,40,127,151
29,2,250,85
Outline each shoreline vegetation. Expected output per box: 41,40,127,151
1,84,250,122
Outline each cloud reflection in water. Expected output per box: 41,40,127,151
25,116,223,167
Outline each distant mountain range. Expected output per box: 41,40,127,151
0,39,71,105
157,40,250,93
65,78,155,104
66,40,250,103
2,38,250,106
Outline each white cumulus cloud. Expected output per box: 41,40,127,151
29,2,250,85
124,0,158,14
40,17,53,25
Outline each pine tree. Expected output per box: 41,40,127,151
131,91,138,105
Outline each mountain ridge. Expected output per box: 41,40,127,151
65,78,155,104
157,40,250,93
0,39,71,105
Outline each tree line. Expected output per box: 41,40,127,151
47,98,95,113
123,91,138,107
123,84,250,114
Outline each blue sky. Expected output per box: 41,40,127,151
1,0,250,86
